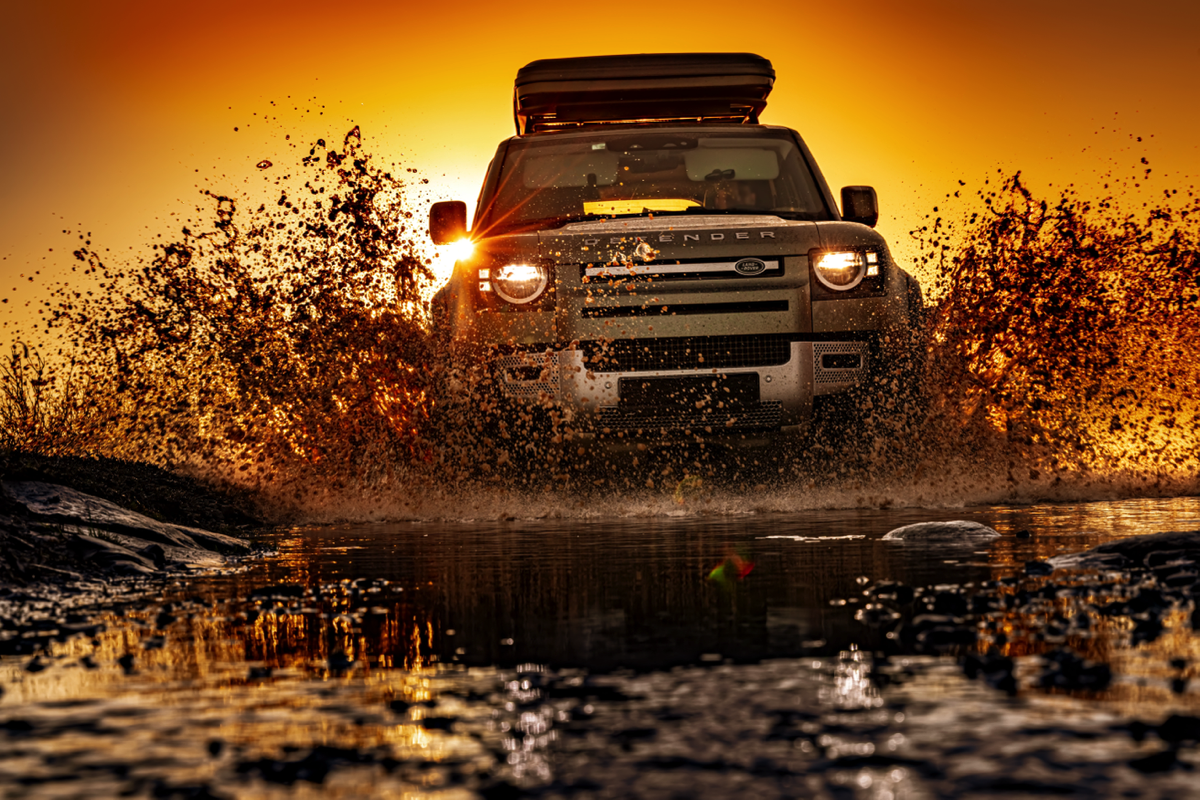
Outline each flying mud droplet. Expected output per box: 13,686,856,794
256,160,272,169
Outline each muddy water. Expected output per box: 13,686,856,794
219,498,1200,670
5,497,1200,798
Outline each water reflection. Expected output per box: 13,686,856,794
6,496,1200,796
822,646,882,710
197,497,1200,670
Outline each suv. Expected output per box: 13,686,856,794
430,53,922,450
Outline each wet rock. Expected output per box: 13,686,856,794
904,614,976,649
918,626,977,648
1146,549,1192,569
881,520,1001,542
962,651,1017,695
928,590,968,616
1126,720,1153,743
1161,570,1199,589
1131,615,1165,646
545,679,635,703
5,481,249,557
1129,749,1179,773
150,779,228,799
139,543,168,569
1051,530,1200,570
907,613,962,632
1127,588,1167,615
479,781,525,800
870,581,915,606
1038,648,1112,692
613,727,657,750
854,603,902,629
1156,714,1200,744
327,652,354,673
234,745,376,786
419,716,456,731
1,453,258,532
67,533,158,575
0,719,34,734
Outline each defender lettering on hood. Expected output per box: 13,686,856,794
578,231,778,246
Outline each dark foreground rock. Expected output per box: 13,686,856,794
1,452,258,531
1050,530,1200,570
0,453,260,587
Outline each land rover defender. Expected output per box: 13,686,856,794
429,53,922,450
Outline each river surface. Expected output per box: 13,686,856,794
4,496,1200,798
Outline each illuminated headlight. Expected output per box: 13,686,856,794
483,263,549,304
812,250,875,291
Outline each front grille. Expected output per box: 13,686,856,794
582,335,792,373
597,402,784,434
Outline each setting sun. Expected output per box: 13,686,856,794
445,239,475,264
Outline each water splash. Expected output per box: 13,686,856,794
906,168,1200,501
6,132,1199,520
23,127,438,514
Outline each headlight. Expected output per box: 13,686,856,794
482,263,550,305
812,250,878,291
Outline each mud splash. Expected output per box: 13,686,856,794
15,128,438,513
5,133,1199,519
906,168,1200,502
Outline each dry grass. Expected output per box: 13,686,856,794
0,344,118,458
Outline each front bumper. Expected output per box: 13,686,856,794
492,338,870,441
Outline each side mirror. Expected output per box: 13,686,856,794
429,201,468,244
840,186,878,228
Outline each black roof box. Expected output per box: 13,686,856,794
513,53,774,135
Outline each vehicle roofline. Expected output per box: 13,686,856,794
505,123,801,142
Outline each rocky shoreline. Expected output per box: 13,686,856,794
0,453,262,588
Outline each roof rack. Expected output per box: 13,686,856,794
513,53,775,135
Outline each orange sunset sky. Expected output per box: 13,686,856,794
2,0,1198,343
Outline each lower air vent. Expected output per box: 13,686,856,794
813,342,868,394
495,351,559,399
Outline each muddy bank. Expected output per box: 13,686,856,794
0,453,261,587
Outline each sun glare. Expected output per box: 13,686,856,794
429,239,476,287
447,239,475,263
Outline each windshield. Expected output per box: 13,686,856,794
477,129,831,235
